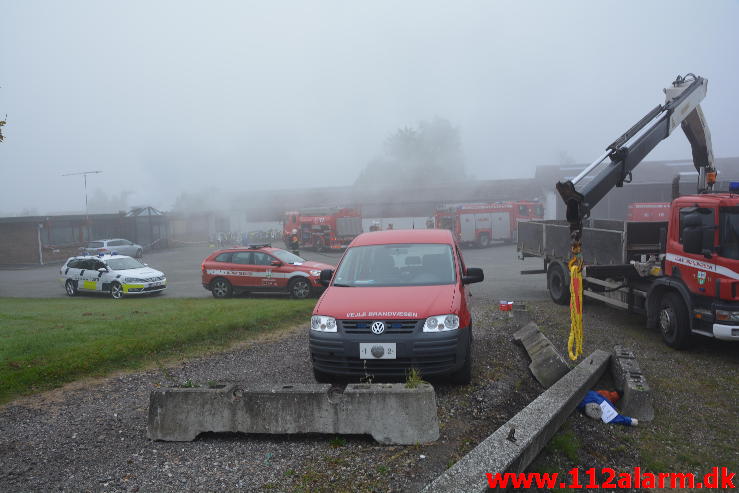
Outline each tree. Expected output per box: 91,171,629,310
0,114,6,143
355,117,465,186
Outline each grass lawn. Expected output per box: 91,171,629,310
0,297,315,404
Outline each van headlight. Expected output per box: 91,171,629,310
423,314,460,332
311,315,337,332
309,270,321,277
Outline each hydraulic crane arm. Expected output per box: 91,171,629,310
556,74,714,227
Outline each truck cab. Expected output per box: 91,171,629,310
656,193,739,344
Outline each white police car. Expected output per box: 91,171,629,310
60,254,167,299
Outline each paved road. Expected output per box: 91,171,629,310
0,242,549,301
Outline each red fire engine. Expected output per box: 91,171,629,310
434,201,544,247
283,207,363,251
627,202,671,221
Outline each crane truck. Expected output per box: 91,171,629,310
518,74,739,348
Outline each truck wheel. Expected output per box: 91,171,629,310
547,262,570,305
65,280,78,297
477,233,490,248
659,292,692,349
211,278,233,299
289,278,311,299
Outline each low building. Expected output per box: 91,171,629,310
0,208,169,266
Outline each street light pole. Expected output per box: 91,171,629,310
62,170,102,241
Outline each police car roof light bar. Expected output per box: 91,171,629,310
248,243,271,249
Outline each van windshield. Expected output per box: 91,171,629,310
333,243,456,287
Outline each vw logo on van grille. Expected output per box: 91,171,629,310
370,321,385,335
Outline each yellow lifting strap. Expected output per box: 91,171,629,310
567,253,584,361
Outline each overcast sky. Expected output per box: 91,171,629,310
1,0,738,215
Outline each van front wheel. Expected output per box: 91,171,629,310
449,331,472,385
313,368,333,383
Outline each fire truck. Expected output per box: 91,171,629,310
519,74,739,348
283,207,362,251
627,202,671,221
435,201,544,247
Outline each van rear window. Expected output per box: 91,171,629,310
333,243,455,287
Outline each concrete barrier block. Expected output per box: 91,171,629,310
513,322,570,388
611,346,654,422
147,382,439,445
423,350,611,493
512,302,532,325
512,321,538,344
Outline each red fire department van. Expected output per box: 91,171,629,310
309,229,484,384
201,245,333,299
283,207,362,251
434,201,544,247
627,202,671,221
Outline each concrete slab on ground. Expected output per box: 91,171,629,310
148,382,439,445
513,321,571,388
423,349,611,493
611,345,655,422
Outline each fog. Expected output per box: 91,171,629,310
1,0,738,215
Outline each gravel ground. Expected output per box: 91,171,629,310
0,303,542,493
527,300,739,490
1,299,737,492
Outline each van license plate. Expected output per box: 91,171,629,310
359,343,396,359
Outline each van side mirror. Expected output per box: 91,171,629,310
462,267,484,284
97,267,107,273
319,269,334,287
271,260,282,267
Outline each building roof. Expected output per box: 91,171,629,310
534,157,739,186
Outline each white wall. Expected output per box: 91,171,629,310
244,221,282,233
544,191,557,220
362,216,433,231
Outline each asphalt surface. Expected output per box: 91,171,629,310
0,241,549,302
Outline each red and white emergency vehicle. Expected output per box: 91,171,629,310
434,201,544,247
309,229,484,384
201,245,334,299
283,207,362,251
520,74,739,348
627,202,671,221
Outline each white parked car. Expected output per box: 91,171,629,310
60,254,167,299
81,239,144,258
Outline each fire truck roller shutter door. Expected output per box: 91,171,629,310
460,213,476,242
490,212,509,240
